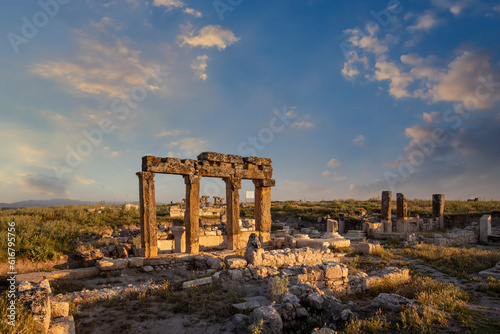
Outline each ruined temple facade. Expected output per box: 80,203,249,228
137,152,275,257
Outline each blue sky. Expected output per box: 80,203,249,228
1,0,500,203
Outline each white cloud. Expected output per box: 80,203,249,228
184,8,202,17
191,55,208,80
408,12,440,31
344,25,389,55
322,171,347,181
327,158,342,168
31,31,168,98
169,137,207,155
76,176,95,185
428,51,500,109
353,135,365,146
341,51,369,80
90,17,122,31
430,0,473,15
178,25,240,50
153,0,184,8
373,59,413,99
423,111,441,124
156,129,189,137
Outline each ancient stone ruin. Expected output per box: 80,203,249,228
136,152,275,257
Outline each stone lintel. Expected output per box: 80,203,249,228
243,156,272,166
253,178,276,187
197,152,244,164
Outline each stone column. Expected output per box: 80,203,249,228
480,214,491,243
137,172,157,258
432,194,445,229
184,174,200,254
381,191,392,233
338,214,345,234
170,226,185,253
396,193,407,233
253,179,274,244
224,176,242,250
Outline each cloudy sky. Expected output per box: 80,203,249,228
1,0,499,203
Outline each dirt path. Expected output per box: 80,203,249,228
403,256,500,321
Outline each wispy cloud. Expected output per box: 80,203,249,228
169,137,207,155
353,135,365,146
156,129,190,137
408,12,440,32
184,8,202,17
153,0,184,8
322,171,347,181
178,25,240,50
191,55,208,80
76,176,95,185
327,158,342,168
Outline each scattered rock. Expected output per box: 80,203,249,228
143,265,154,272
206,257,223,270
51,301,69,318
233,296,271,311
225,257,247,269
371,293,413,310
306,292,324,309
253,305,283,334
48,315,76,334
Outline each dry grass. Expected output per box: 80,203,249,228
0,292,42,334
403,244,500,278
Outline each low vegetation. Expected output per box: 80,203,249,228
0,292,41,334
403,244,500,278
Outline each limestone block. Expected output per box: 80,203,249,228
312,328,336,334
306,293,324,309
225,257,247,269
49,316,76,334
97,258,128,271
143,265,154,272
324,263,347,280
17,280,51,333
371,293,413,310
253,305,283,334
127,257,144,268
51,302,69,318
182,276,212,289
206,257,223,270
480,214,492,243
229,269,243,280
356,242,380,255
232,296,271,311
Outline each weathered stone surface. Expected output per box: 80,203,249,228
306,292,324,309
396,193,408,233
371,293,413,310
127,257,144,268
48,316,76,334
184,174,200,254
182,276,212,289
225,257,247,269
324,263,348,280
206,257,223,270
432,194,445,229
97,258,128,271
381,191,392,232
229,269,243,280
253,305,283,334
233,313,251,331
143,265,154,272
51,301,69,318
17,279,51,333
480,214,492,243
137,171,157,258
356,242,381,255
233,296,271,311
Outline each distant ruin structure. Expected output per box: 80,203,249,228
432,194,445,229
137,152,275,257
396,193,408,233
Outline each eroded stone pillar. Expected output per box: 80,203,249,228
137,172,157,258
170,226,185,253
432,194,445,229
224,176,242,250
396,193,407,233
381,191,392,233
253,179,274,244
184,174,200,254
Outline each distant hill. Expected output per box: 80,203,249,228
0,198,96,209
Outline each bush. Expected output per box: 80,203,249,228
268,275,289,302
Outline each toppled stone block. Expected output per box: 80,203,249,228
356,242,381,254
51,301,69,318
48,316,76,334
97,258,128,271
253,305,283,334
233,296,271,311
229,269,243,280
306,292,324,309
127,257,144,268
225,257,247,269
371,293,413,310
206,257,223,270
182,276,213,289
324,263,348,280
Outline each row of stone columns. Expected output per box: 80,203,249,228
380,191,445,233
137,171,273,257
